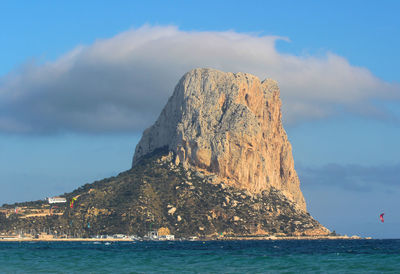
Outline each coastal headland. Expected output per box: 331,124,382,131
1,69,350,239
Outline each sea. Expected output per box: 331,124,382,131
0,239,399,273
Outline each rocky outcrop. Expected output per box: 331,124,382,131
133,68,306,211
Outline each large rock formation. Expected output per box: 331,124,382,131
133,68,306,211
0,68,330,238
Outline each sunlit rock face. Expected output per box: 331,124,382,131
133,68,306,211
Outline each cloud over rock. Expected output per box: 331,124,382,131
0,25,398,134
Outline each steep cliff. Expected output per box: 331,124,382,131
133,68,306,211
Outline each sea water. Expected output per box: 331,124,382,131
0,239,399,273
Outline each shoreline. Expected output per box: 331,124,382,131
0,235,371,242
0,237,133,242
219,235,370,240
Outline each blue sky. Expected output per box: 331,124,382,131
1,0,399,238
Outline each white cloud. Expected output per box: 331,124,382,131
0,25,398,134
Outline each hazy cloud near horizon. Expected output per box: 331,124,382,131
298,163,400,192
1,25,399,134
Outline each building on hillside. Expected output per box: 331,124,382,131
47,197,67,204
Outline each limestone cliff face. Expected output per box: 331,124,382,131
133,68,306,211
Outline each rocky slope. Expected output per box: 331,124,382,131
133,68,305,211
0,150,329,238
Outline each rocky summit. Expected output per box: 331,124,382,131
0,68,330,239
134,68,305,211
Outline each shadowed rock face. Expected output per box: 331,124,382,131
133,68,306,211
